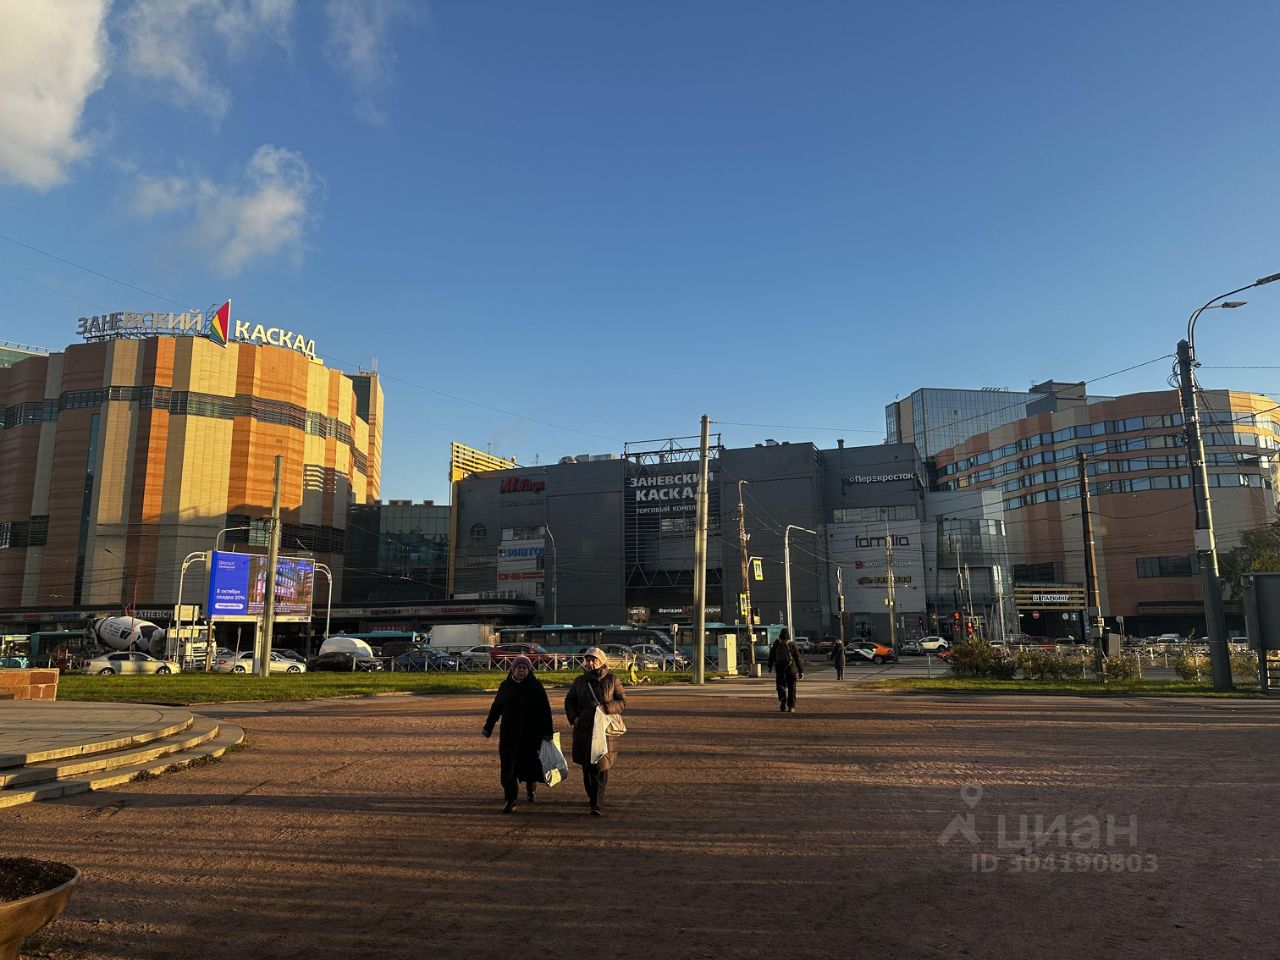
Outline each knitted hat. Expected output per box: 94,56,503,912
510,655,533,674
583,647,607,664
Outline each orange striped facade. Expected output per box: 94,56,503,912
0,336,382,610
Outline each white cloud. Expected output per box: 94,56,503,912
129,145,318,274
325,0,420,125
118,0,295,120
0,0,110,190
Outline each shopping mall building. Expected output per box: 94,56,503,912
0,310,382,632
919,384,1280,636
451,438,1013,641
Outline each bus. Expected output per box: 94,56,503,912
29,629,93,669
498,625,673,654
325,630,431,657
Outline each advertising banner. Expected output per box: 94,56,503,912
206,551,316,622
826,520,926,614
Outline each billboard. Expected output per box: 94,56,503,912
207,551,316,622
827,520,926,614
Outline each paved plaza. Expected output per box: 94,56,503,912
4,682,1279,959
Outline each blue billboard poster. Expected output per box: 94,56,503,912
207,552,316,622
208,552,252,619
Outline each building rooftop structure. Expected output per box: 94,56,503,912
885,380,1112,458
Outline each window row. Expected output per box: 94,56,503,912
1003,473,1196,510
940,413,1279,476
1136,556,1195,578
0,516,50,550
832,505,919,524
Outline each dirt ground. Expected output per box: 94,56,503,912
4,685,1280,960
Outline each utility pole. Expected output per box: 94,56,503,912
836,567,846,648
692,415,710,685
885,526,898,654
1177,338,1233,690
259,454,283,679
1078,451,1107,672
736,480,755,667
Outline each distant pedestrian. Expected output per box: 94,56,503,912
483,655,553,813
767,629,805,712
564,647,626,816
829,637,846,680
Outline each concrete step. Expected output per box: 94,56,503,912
0,719,245,809
0,715,221,789
0,706,195,769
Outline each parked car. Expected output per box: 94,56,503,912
489,643,561,670
215,651,306,674
899,638,924,656
457,645,496,668
792,637,815,655
576,644,634,669
848,641,897,664
629,644,689,670
272,648,308,664
394,649,460,672
919,636,950,652
307,651,384,672
82,651,181,675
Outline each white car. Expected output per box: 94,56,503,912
83,651,181,675
919,636,951,652
457,645,496,667
214,651,306,674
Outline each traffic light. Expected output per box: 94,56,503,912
953,612,961,622
966,621,974,637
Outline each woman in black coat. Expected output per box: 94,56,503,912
483,655,554,813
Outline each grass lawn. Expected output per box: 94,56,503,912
860,676,1265,698
57,669,692,705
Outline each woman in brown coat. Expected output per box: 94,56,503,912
564,647,626,816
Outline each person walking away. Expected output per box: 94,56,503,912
564,647,626,816
768,628,804,712
829,636,846,681
483,655,553,813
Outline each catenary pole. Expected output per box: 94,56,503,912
736,480,755,667
692,415,710,684
1078,451,1107,671
885,524,897,654
1178,338,1233,690
259,454,282,679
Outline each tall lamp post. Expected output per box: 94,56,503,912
543,526,557,624
784,525,817,641
1180,271,1280,690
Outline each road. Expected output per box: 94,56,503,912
4,685,1276,959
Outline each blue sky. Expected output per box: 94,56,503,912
3,1,1280,502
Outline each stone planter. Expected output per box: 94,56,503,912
0,859,79,960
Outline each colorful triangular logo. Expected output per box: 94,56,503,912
209,300,231,347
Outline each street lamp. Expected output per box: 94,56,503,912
543,526,557,624
784,525,817,641
215,525,250,552
1178,271,1280,690
101,547,127,612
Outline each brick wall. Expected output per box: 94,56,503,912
0,669,59,701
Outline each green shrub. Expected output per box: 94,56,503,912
1171,647,1207,682
1230,648,1259,682
1015,647,1086,681
949,639,1017,679
1102,652,1143,682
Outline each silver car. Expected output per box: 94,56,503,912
629,644,689,670
83,652,181,675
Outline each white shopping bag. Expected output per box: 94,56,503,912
539,732,569,787
590,709,610,765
